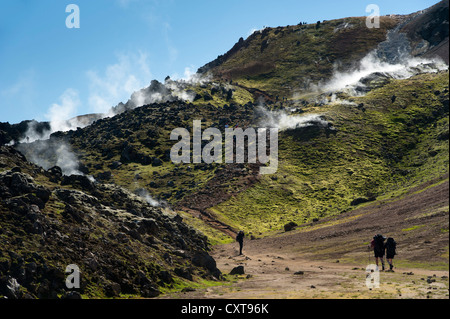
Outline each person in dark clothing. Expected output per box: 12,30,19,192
385,237,397,271
370,234,386,270
236,231,244,255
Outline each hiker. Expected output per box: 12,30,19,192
385,237,397,271
370,234,386,270
236,230,244,255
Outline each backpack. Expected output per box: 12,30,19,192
373,234,385,250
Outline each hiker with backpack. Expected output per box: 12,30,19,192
236,230,245,255
385,237,397,271
370,234,386,270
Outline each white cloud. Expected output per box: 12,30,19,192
1,76,30,96
1,70,36,118
320,51,448,94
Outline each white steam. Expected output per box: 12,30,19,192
46,89,80,133
55,143,83,176
316,21,449,96
179,66,212,85
87,51,152,114
11,49,214,180
164,67,212,102
19,89,88,143
16,89,89,177
115,71,211,113
16,138,83,177
134,187,161,207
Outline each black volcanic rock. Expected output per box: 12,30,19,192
0,146,221,299
0,120,50,146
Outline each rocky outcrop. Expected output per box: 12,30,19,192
284,222,298,232
229,266,245,275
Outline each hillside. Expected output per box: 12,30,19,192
0,146,222,299
198,15,401,99
0,1,448,299
205,71,448,237
198,0,449,97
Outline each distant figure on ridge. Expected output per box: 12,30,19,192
370,234,386,270
236,230,245,255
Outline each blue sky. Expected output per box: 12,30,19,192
0,0,439,124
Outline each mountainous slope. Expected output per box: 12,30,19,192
198,0,449,97
202,70,448,236
41,1,447,241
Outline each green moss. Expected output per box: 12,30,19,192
402,225,426,232
159,275,232,296
210,17,400,98
392,258,449,271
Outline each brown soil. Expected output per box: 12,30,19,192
219,61,276,80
